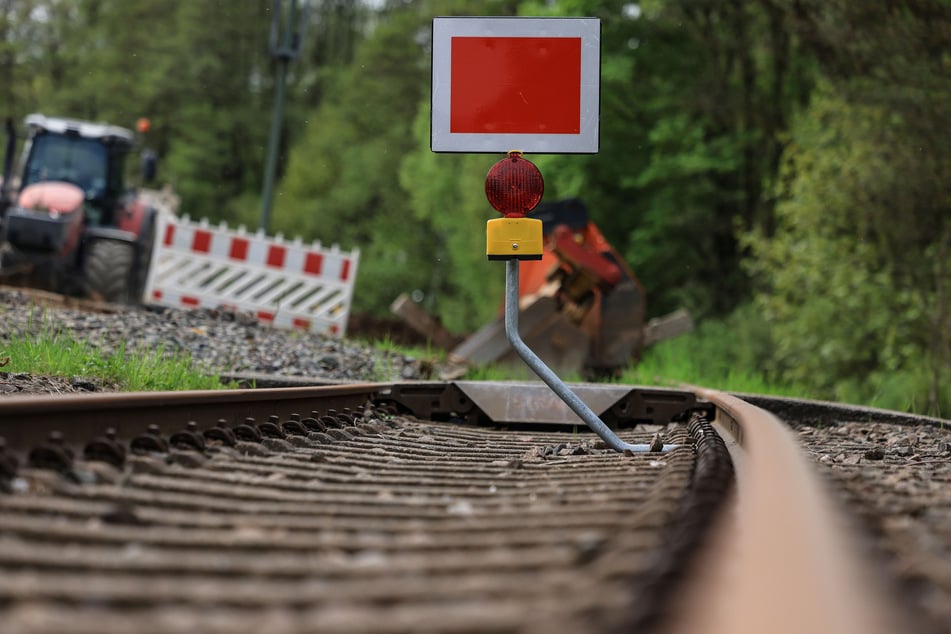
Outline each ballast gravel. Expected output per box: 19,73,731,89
797,421,951,634
0,288,428,393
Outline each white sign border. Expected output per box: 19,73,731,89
431,17,601,154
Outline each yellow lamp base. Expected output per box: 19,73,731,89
486,217,543,261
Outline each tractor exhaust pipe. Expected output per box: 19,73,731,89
1,118,15,205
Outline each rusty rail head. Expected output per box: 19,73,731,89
665,389,910,634
0,384,386,451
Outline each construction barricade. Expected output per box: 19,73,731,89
143,215,360,337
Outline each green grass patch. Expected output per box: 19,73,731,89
370,334,447,363
461,364,519,381
454,303,805,397
369,334,450,382
619,332,801,396
1,322,232,392
616,303,801,397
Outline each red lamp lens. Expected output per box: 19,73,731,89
485,155,544,217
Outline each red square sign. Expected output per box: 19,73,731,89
450,37,581,134
432,17,600,153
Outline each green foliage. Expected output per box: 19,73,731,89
272,6,439,317
157,2,273,221
516,0,802,319
399,110,504,332
745,83,951,416
1,0,275,221
743,1,951,416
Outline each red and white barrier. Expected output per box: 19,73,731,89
143,215,360,337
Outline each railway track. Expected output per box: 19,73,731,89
0,381,944,633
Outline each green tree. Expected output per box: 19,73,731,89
272,5,437,316
508,0,808,319
747,0,951,414
157,1,273,223
0,0,45,116
400,110,505,332
1,0,278,223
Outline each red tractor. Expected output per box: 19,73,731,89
0,113,159,303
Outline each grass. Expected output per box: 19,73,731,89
1,322,232,392
459,340,800,395
461,364,518,381
369,334,402,381
369,334,452,382
619,333,802,397
452,308,804,398
370,334,447,362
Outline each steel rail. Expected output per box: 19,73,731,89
0,384,384,450
662,388,909,634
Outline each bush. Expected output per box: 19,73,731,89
744,85,951,416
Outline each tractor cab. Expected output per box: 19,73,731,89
19,114,135,226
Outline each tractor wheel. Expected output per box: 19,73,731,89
84,239,134,304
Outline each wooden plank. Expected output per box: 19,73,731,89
643,308,694,347
389,293,458,350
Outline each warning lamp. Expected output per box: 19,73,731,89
485,152,544,260
136,118,151,134
485,152,544,217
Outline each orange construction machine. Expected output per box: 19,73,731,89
450,198,648,377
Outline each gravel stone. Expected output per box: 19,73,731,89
797,420,951,634
0,288,429,393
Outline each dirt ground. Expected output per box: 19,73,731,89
0,371,119,396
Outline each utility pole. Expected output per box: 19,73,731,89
260,0,308,233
